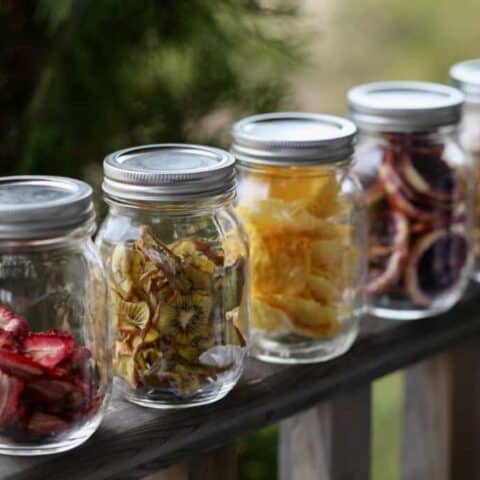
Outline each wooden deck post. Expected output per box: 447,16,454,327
403,340,480,480
145,444,237,480
279,385,372,480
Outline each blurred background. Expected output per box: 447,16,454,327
1,0,479,478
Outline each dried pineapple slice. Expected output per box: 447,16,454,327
268,295,339,333
238,200,339,237
251,298,292,333
250,231,310,297
307,274,338,304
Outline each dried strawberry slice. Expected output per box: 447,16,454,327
0,349,46,379
27,412,69,437
0,305,28,338
26,378,77,403
0,371,24,427
23,330,75,369
0,331,20,351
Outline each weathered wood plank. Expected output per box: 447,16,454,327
279,386,371,480
145,444,236,480
2,290,480,480
403,339,480,480
403,353,452,480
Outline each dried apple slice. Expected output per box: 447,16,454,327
405,230,468,307
111,244,135,297
368,210,409,295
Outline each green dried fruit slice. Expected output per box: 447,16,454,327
170,238,218,273
113,293,151,331
158,293,213,343
143,328,160,343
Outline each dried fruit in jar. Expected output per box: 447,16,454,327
238,168,355,339
110,227,246,397
0,305,100,441
355,133,469,306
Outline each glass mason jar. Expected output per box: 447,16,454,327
231,113,367,364
451,59,480,281
96,144,249,409
0,176,111,456
349,82,474,320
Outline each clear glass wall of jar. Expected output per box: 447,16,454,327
0,176,111,456
349,82,474,320
96,144,249,409
231,113,366,364
451,59,480,281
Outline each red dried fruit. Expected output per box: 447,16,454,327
26,378,77,403
397,150,457,203
23,331,75,369
0,305,99,441
380,155,437,221
0,305,28,338
0,331,20,351
0,349,46,380
368,210,409,295
0,371,24,427
405,230,468,306
27,412,69,436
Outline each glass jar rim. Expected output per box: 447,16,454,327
103,144,236,203
348,81,464,132
0,176,95,241
231,112,357,166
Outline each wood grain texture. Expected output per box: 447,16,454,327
403,339,480,480
403,353,452,480
279,386,371,480
145,444,236,480
2,290,480,480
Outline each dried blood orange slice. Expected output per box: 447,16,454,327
397,149,457,203
405,230,468,306
368,210,409,295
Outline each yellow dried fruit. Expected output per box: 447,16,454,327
251,298,292,333
238,169,353,341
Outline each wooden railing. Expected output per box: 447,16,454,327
4,287,480,480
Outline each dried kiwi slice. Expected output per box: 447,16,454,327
158,293,213,344
113,293,150,331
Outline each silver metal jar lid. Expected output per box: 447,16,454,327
348,81,464,132
103,144,236,202
450,59,480,103
0,176,94,240
230,112,357,165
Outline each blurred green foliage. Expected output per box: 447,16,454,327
0,0,301,178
